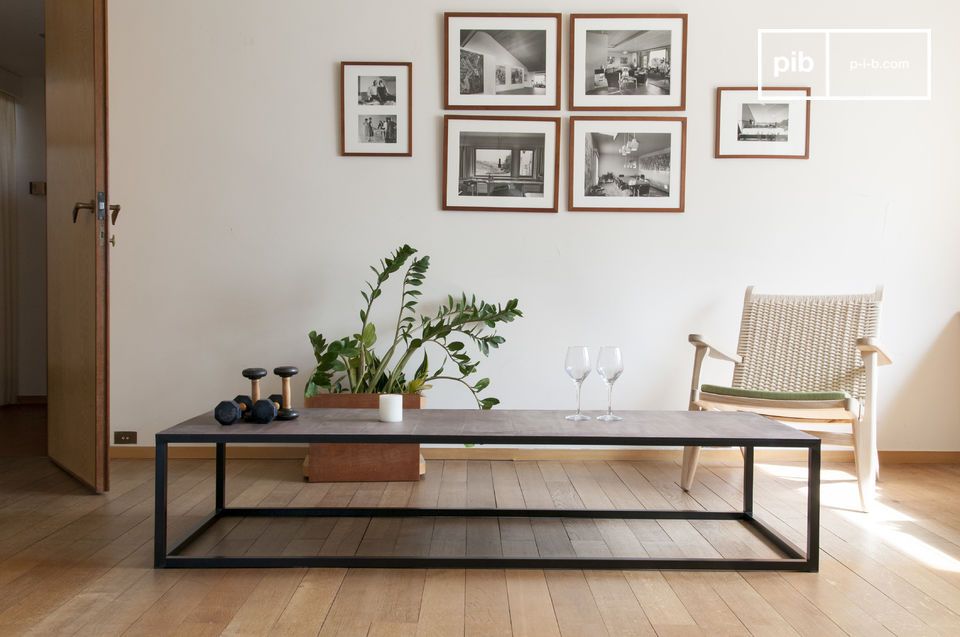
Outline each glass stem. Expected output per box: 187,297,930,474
606,383,613,416
576,381,583,416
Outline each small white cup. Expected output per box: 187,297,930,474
378,394,403,422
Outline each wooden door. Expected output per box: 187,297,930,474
45,0,109,492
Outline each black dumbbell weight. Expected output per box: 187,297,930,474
249,398,278,424
214,400,242,426
273,366,300,420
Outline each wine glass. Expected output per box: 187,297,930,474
564,346,591,421
596,346,623,422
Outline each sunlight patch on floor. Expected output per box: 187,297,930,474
759,462,960,573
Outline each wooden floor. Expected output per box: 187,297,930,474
3,457,960,636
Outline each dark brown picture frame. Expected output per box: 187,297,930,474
444,12,562,111
442,115,561,213
714,87,811,159
568,116,687,213
569,14,688,111
340,61,413,157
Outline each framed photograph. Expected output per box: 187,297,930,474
340,61,412,156
443,115,561,212
569,13,687,111
715,87,811,159
569,116,686,212
445,13,561,110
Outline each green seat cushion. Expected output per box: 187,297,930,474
700,384,849,401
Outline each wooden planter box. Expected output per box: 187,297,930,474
303,393,425,482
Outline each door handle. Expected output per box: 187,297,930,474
72,201,95,223
109,204,121,224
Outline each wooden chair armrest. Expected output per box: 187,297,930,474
688,334,742,364
856,337,892,366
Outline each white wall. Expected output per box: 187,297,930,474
13,76,45,397
108,0,960,450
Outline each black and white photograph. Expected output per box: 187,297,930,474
446,13,561,109
584,31,673,97
357,75,397,105
443,115,560,212
358,115,397,144
715,87,810,158
459,134,544,197
582,132,671,198
570,15,687,110
569,116,686,212
340,62,411,156
738,102,789,141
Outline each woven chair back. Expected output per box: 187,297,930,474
732,286,883,400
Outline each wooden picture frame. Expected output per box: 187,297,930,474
443,115,561,213
340,61,412,156
715,87,811,159
569,13,687,111
568,116,687,212
444,12,562,110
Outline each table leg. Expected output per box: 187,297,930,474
215,442,226,512
807,444,821,572
154,440,168,568
743,446,755,515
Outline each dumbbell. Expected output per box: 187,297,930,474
217,396,276,425
214,394,257,425
214,399,243,425
273,366,299,420
242,368,267,402
249,398,278,424
214,367,267,425
248,390,286,425
247,368,297,423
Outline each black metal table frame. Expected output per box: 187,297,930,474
154,435,820,572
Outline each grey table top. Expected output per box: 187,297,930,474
156,409,819,447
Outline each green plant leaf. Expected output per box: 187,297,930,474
361,323,377,348
414,352,429,380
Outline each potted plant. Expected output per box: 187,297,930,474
303,244,522,481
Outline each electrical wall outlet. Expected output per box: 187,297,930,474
113,431,137,444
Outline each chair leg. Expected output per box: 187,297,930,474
851,429,866,511
853,420,877,512
681,446,701,491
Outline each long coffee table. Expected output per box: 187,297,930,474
154,409,820,571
